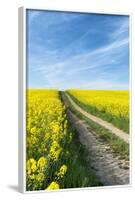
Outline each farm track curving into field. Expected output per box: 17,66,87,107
64,93,129,144
61,92,129,186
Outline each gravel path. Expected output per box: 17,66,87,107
65,93,129,144
61,92,129,186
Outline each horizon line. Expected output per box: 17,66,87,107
27,88,129,91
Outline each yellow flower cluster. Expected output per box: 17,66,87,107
46,181,60,190
68,90,129,119
26,90,69,191
26,157,46,190
45,164,67,190
56,165,68,180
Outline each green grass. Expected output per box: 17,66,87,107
63,92,129,161
26,90,102,191
66,92,129,133
59,122,102,188
58,91,102,188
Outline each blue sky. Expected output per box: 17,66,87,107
27,9,129,90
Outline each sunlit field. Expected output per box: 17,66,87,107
67,90,129,133
24,9,130,191
26,89,100,191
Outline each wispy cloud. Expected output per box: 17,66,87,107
110,18,129,40
27,10,129,90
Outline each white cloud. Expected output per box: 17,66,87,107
110,18,129,40
27,34,129,90
27,13,129,90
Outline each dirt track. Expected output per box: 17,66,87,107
65,93,129,144
61,92,129,186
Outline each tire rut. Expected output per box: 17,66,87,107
68,110,129,186
61,92,129,186
65,93,129,144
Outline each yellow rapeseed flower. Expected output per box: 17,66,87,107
46,181,60,190
37,157,47,171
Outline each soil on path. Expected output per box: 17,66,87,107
65,93,129,144
61,92,129,186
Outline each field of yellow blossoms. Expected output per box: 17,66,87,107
26,89,100,191
67,90,129,133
